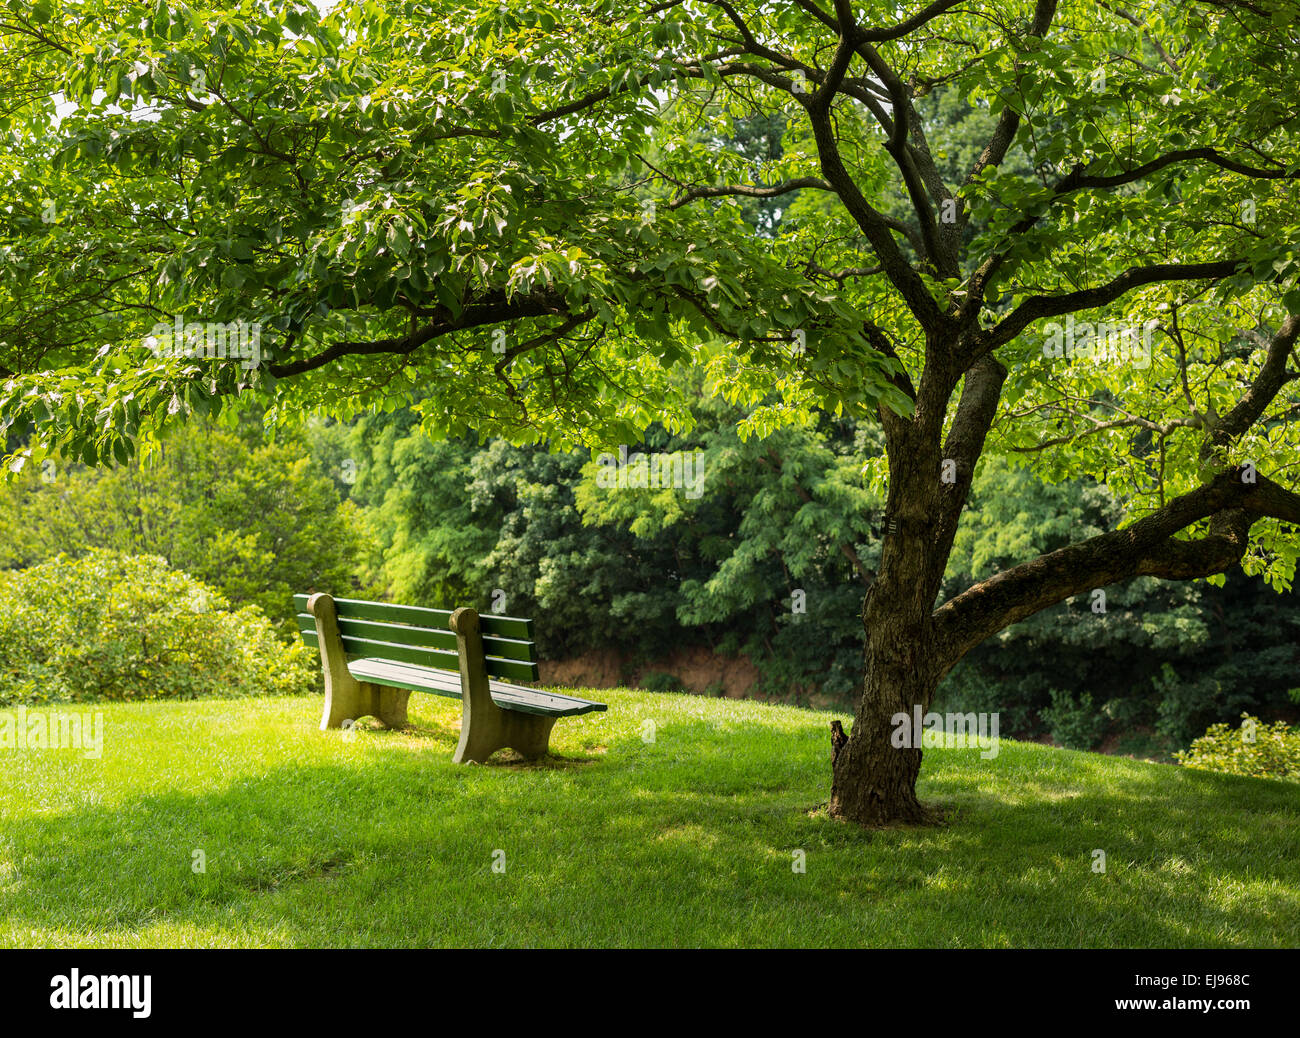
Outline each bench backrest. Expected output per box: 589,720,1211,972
293,594,539,682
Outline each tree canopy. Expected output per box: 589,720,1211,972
0,0,901,463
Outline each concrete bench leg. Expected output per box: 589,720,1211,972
450,607,555,763
376,687,410,728
501,712,556,759
320,678,376,731
454,709,557,764
309,593,407,730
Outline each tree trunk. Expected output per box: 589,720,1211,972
829,592,943,827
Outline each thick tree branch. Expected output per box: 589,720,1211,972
267,289,569,378
929,353,1009,588
981,260,1247,355
1203,312,1300,458
932,469,1300,667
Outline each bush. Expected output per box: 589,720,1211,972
935,663,1044,737
1041,689,1109,750
0,551,315,705
1174,715,1300,782
639,671,686,694
1151,662,1241,746
0,416,377,635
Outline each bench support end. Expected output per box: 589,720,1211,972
310,592,409,731
451,607,555,763
453,710,557,764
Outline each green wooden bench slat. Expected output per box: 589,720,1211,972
294,611,535,662
345,659,464,701
347,658,606,717
293,594,532,640
298,629,539,682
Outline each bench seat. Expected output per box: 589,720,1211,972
347,657,606,718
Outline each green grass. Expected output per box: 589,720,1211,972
2,688,1297,948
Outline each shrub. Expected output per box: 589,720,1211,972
0,551,315,705
1174,715,1300,782
0,417,377,635
639,671,686,694
935,664,1043,737
1041,688,1109,750
1151,662,1243,746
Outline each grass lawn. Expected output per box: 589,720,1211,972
2,688,1297,948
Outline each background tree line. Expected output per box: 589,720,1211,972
5,388,1297,756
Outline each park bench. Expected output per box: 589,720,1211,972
293,593,606,763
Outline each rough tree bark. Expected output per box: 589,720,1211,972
829,590,940,826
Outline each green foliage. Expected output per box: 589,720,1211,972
347,389,879,694
347,411,500,608
935,665,1039,737
1040,689,1108,751
348,411,683,661
638,671,685,693
0,0,908,469
0,416,375,632
1175,715,1300,783
1151,663,1222,747
0,551,315,706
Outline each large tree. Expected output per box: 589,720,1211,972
2,0,1299,825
